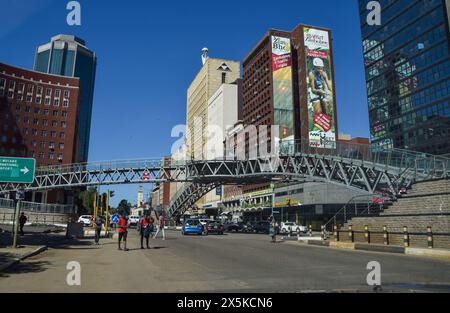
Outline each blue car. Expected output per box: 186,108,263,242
182,219,204,236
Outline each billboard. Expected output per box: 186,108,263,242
272,36,294,141
304,27,336,149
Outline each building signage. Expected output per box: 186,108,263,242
304,27,336,149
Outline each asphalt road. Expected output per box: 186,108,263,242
0,230,450,293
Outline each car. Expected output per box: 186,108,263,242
128,215,141,227
206,220,225,235
253,221,271,234
199,219,213,226
225,222,253,233
182,219,204,236
78,215,93,227
280,222,307,234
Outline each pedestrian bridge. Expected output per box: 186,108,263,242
1,140,449,219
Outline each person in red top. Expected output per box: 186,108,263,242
139,214,153,249
117,213,129,251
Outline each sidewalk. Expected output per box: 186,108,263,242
0,246,47,272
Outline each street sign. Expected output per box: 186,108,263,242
111,214,120,224
142,172,150,181
0,157,36,184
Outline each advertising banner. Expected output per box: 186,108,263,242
272,36,294,141
304,27,336,149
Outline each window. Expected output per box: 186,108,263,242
63,99,69,107
34,107,40,114
54,98,60,107
51,131,57,138
45,88,52,96
25,106,31,113
52,110,58,117
33,118,39,125
41,130,47,137
36,95,42,104
60,132,65,139
49,152,54,160
61,111,67,118
61,121,66,128
55,89,61,98
49,142,55,149
58,153,63,161
0,78,5,96
42,119,48,126
44,97,51,106
32,129,37,136
59,143,65,150
43,109,49,115
40,141,46,148
222,72,227,84
63,90,69,98
23,128,29,135
52,121,57,127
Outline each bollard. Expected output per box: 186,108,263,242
309,225,313,237
383,225,389,245
403,226,409,247
348,225,354,243
365,225,370,244
321,225,325,241
333,225,339,242
427,226,433,249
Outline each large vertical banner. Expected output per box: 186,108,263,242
272,36,294,142
304,27,336,149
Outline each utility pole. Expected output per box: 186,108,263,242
105,190,110,237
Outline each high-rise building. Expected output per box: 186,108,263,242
358,0,450,156
186,54,240,160
34,35,97,162
0,62,81,203
242,25,338,157
241,25,338,194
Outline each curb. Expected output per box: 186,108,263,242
0,246,47,273
285,239,450,261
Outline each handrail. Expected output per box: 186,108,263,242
323,194,379,232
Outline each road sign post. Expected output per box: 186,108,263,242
0,157,36,184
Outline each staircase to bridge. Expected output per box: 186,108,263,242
329,179,450,249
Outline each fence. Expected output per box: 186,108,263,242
0,198,75,214
324,225,450,250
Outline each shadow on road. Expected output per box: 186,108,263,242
1,260,51,278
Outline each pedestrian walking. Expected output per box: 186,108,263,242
117,214,129,251
94,214,103,245
139,214,153,249
154,213,166,240
19,212,27,236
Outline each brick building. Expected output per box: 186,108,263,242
0,62,80,203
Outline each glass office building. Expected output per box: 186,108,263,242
359,0,450,156
34,35,97,162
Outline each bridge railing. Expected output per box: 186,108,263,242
279,139,450,179
0,198,75,214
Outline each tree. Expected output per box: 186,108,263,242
117,199,131,216
78,188,97,215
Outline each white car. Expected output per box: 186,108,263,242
198,219,213,226
281,222,307,234
128,215,141,227
78,215,93,227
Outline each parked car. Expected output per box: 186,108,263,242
253,221,271,234
224,222,244,232
206,220,225,235
78,215,93,227
128,215,141,227
280,222,307,234
182,219,204,236
199,219,213,226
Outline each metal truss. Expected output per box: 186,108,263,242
1,148,449,219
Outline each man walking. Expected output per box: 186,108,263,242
19,212,27,236
139,214,153,249
117,213,129,251
94,214,103,245
154,213,166,240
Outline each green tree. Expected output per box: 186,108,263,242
78,188,97,215
117,199,131,216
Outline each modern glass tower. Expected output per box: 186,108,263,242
34,35,97,163
359,0,450,156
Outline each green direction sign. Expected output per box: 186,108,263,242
0,157,36,184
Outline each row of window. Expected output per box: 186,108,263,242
365,24,446,82
11,104,69,118
0,78,70,107
363,0,442,54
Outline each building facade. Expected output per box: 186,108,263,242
359,0,450,155
186,57,240,160
34,35,97,162
0,62,81,203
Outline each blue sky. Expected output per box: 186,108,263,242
0,0,369,206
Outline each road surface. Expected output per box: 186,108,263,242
0,230,449,293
